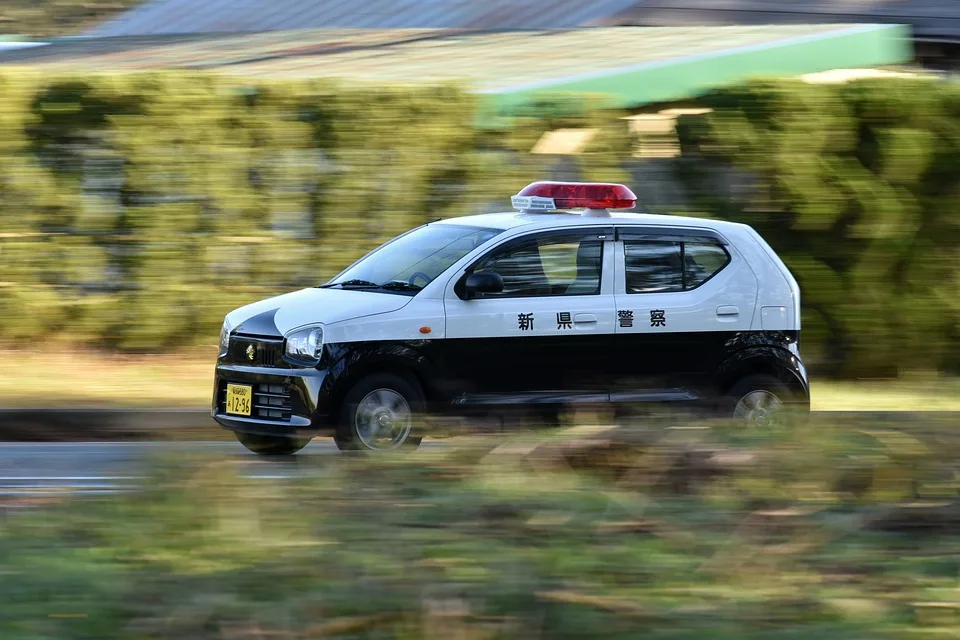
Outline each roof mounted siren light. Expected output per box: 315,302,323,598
510,181,637,217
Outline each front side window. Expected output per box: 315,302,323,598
327,223,502,294
624,239,729,294
470,234,604,298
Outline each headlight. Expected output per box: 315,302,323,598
218,318,233,357
284,324,324,365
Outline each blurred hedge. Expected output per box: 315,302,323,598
674,78,960,377
0,69,958,378
0,70,552,350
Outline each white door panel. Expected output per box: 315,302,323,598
444,230,617,339
612,238,757,335
442,231,617,394
609,230,759,394
446,295,615,338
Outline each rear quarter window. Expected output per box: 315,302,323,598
684,242,730,288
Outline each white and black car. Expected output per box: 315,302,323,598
213,181,809,455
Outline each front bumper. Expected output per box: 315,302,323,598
212,362,334,437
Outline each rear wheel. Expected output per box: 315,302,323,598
234,432,312,456
335,372,424,452
722,374,804,428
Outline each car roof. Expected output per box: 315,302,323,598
437,210,747,234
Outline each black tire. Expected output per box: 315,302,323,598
721,374,806,427
334,372,425,452
234,432,312,456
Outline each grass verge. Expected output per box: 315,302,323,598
0,348,217,408
2,349,960,411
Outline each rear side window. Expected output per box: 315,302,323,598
623,241,683,293
624,240,729,294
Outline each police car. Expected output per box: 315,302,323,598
213,181,809,455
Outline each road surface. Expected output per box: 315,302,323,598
0,412,954,496
0,439,372,496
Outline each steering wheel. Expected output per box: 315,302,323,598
408,271,432,287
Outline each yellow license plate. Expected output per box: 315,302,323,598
225,383,253,416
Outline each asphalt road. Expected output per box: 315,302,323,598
1,412,955,496
0,439,362,496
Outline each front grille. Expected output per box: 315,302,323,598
229,335,284,367
260,346,277,367
220,381,293,422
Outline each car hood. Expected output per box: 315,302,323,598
225,287,413,336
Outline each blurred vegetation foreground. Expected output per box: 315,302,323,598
4,417,959,638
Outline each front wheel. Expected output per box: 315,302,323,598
235,432,312,456
335,372,424,452
722,374,805,428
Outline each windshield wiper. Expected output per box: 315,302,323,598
318,279,380,289
318,279,425,293
378,280,424,292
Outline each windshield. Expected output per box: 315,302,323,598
325,223,503,294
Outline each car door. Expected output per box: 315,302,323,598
441,227,616,405
610,226,758,401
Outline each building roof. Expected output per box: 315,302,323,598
602,1,960,44
82,0,960,45
0,24,909,123
85,0,640,37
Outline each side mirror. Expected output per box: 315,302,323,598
463,271,503,299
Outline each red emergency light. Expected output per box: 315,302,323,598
511,181,637,212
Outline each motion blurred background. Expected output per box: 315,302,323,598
1,1,960,406
0,2,958,639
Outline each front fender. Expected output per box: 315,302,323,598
314,340,443,422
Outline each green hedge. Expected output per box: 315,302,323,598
0,71,554,350
0,69,957,378
674,77,960,377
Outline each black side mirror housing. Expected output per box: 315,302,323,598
463,271,503,299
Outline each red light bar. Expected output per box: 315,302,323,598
511,181,637,211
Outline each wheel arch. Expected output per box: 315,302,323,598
716,346,809,401
319,343,441,427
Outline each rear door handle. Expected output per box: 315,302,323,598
716,306,739,317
